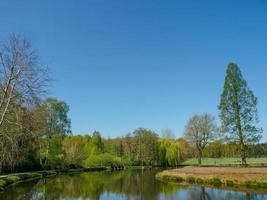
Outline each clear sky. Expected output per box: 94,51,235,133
1,0,266,140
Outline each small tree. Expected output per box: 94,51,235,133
218,63,262,166
184,114,217,165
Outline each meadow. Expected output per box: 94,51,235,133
182,157,267,166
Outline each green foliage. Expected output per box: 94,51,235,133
19,173,42,179
0,179,7,188
158,139,181,166
157,175,183,183
39,98,72,169
83,153,123,167
244,180,267,189
185,176,195,184
90,131,104,155
133,128,159,166
43,98,72,137
195,177,204,184
62,135,89,166
218,63,262,165
166,142,180,166
4,176,21,184
207,178,222,186
226,180,234,186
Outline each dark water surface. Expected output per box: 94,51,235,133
1,169,267,200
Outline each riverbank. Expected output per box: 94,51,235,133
156,166,267,190
0,167,106,191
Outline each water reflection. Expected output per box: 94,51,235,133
1,169,266,200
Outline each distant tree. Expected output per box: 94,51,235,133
203,141,224,158
122,133,136,163
184,114,217,165
62,135,88,166
90,131,104,155
158,139,172,166
218,63,262,166
39,98,71,168
161,128,176,140
104,138,123,157
166,142,180,166
133,128,159,166
176,138,194,161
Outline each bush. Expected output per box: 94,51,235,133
208,178,222,186
245,181,267,189
245,181,256,188
83,153,123,167
258,182,267,189
185,176,195,184
0,179,7,188
159,175,184,183
4,176,21,184
19,173,42,179
42,171,57,177
195,178,204,184
226,180,234,186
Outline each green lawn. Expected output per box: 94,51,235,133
182,157,267,166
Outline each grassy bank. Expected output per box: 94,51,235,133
156,166,267,191
0,167,106,191
182,157,267,166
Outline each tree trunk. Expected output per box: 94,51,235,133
198,149,202,166
241,143,247,167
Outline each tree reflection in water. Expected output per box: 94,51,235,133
0,170,266,200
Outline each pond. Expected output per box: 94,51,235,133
1,169,267,200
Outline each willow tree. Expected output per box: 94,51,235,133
218,63,262,166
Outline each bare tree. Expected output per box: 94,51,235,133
0,34,50,127
161,128,176,140
184,113,217,165
0,34,50,172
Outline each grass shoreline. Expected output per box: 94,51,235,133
156,166,267,192
0,167,107,192
182,157,267,167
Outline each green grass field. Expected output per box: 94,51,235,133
182,157,267,166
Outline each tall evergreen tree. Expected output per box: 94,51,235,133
218,63,262,166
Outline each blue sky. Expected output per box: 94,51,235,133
1,0,266,140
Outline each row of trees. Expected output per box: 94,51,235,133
62,128,185,168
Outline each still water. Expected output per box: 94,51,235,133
0,169,267,200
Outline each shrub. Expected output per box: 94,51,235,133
160,175,184,183
42,171,57,177
185,176,195,184
245,181,267,189
195,178,204,184
258,182,267,189
208,178,222,186
0,179,7,188
20,173,42,179
83,153,123,167
245,181,255,188
226,180,234,186
4,176,21,184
